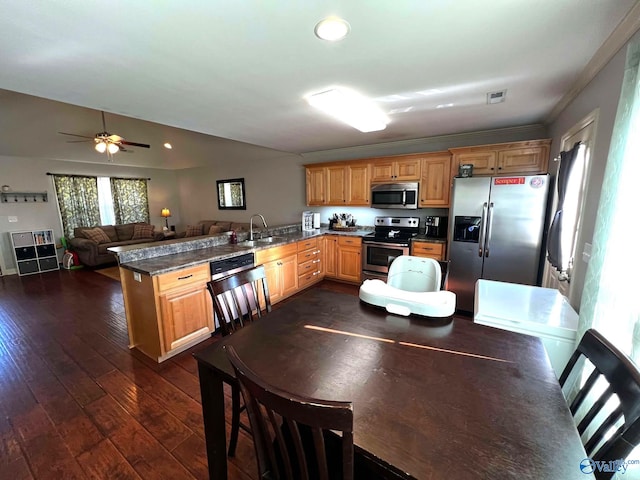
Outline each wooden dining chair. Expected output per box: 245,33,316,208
559,328,640,479
206,264,272,457
226,345,354,480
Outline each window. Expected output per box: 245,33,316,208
52,174,149,238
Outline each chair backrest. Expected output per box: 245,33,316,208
387,255,442,292
207,265,271,336
226,345,354,480
559,328,640,477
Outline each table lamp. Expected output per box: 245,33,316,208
161,208,171,230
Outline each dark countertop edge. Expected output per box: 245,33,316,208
412,235,447,244
118,227,373,276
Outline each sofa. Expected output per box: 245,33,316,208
69,222,165,267
178,220,253,238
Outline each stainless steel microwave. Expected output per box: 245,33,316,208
371,182,419,209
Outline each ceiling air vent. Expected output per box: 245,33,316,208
487,90,507,104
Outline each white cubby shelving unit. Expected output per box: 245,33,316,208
10,229,59,276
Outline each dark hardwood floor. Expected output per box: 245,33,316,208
0,268,358,479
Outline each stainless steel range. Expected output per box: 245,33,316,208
362,216,420,281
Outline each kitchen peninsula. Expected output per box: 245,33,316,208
110,224,371,362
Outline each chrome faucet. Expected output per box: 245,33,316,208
249,214,268,241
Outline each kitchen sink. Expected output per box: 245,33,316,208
239,236,286,247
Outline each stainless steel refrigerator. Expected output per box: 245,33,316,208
447,174,550,312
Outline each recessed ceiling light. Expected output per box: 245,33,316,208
436,103,454,109
314,17,350,41
306,87,389,132
163,143,172,149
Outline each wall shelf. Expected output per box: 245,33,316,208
1,192,48,203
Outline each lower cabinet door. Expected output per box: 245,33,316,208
280,255,298,298
160,286,212,352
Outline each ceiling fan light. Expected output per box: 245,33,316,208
95,141,107,153
107,143,119,154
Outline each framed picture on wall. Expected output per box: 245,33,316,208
216,178,246,210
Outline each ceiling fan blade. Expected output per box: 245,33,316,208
120,140,150,148
59,131,94,139
66,140,93,143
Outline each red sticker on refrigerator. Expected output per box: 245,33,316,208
494,177,525,185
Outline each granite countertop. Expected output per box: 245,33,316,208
412,235,447,244
114,227,372,276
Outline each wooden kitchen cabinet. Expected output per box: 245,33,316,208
370,156,421,182
450,139,550,179
120,263,214,363
346,163,370,205
256,243,298,304
418,152,451,207
336,236,362,283
159,286,211,352
305,162,370,206
306,166,326,205
324,235,338,278
326,165,347,204
411,240,446,261
297,238,323,289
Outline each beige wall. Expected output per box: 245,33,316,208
0,155,179,274
547,29,639,309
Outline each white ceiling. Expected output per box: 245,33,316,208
0,1,637,169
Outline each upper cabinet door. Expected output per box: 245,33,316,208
394,158,421,181
497,146,549,174
306,167,326,205
346,163,370,205
419,154,451,207
370,157,421,182
325,165,347,204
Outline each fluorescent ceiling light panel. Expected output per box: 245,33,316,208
306,88,389,132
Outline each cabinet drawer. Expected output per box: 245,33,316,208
412,242,445,259
297,238,318,251
297,248,320,264
256,243,297,264
156,264,210,292
337,236,362,248
298,258,321,276
298,271,321,289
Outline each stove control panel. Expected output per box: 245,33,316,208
374,216,420,228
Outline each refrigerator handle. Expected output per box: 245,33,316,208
479,202,488,257
485,202,495,257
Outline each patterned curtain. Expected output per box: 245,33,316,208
53,175,100,238
110,178,150,224
577,39,640,362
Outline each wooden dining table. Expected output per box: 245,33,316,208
194,288,590,479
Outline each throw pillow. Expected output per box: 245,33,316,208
83,227,112,244
185,224,203,237
131,224,155,240
208,225,225,235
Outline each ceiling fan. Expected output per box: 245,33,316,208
59,111,150,157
